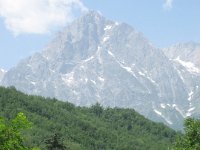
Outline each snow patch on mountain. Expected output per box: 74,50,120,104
31,81,36,85
188,90,193,101
138,71,145,76
90,80,96,85
123,66,133,74
138,70,157,85
108,51,114,57
174,57,200,74
98,76,105,82
154,109,162,116
188,107,195,112
186,107,195,117
160,103,166,109
186,90,195,117
172,104,186,118
62,72,75,86
107,51,138,78
176,70,185,82
103,36,110,42
83,56,95,63
104,25,112,31
154,109,173,125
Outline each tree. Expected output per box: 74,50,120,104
173,118,200,150
0,112,38,150
45,133,66,150
91,103,103,117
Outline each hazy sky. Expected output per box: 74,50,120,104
0,0,200,70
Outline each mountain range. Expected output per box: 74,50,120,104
1,11,200,130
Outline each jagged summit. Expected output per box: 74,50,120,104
2,11,200,130
83,10,104,19
40,11,151,70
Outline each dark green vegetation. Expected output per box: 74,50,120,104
0,86,178,150
173,118,200,150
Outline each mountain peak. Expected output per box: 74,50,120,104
87,10,103,17
77,10,105,23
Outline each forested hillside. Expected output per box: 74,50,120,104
0,86,178,150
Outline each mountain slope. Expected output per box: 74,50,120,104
163,42,200,118
0,86,178,150
1,11,193,129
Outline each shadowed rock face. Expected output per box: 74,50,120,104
2,11,200,130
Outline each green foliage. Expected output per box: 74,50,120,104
45,133,66,150
0,86,178,150
0,112,37,150
173,118,200,150
90,103,103,117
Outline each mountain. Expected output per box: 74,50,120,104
163,42,200,118
1,11,197,130
0,86,178,149
0,69,6,82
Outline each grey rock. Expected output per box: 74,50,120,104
163,42,200,122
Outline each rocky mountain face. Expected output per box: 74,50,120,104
1,11,199,130
163,43,200,119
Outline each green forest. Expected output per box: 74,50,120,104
0,86,179,150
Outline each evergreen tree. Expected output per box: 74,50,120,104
45,133,66,150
